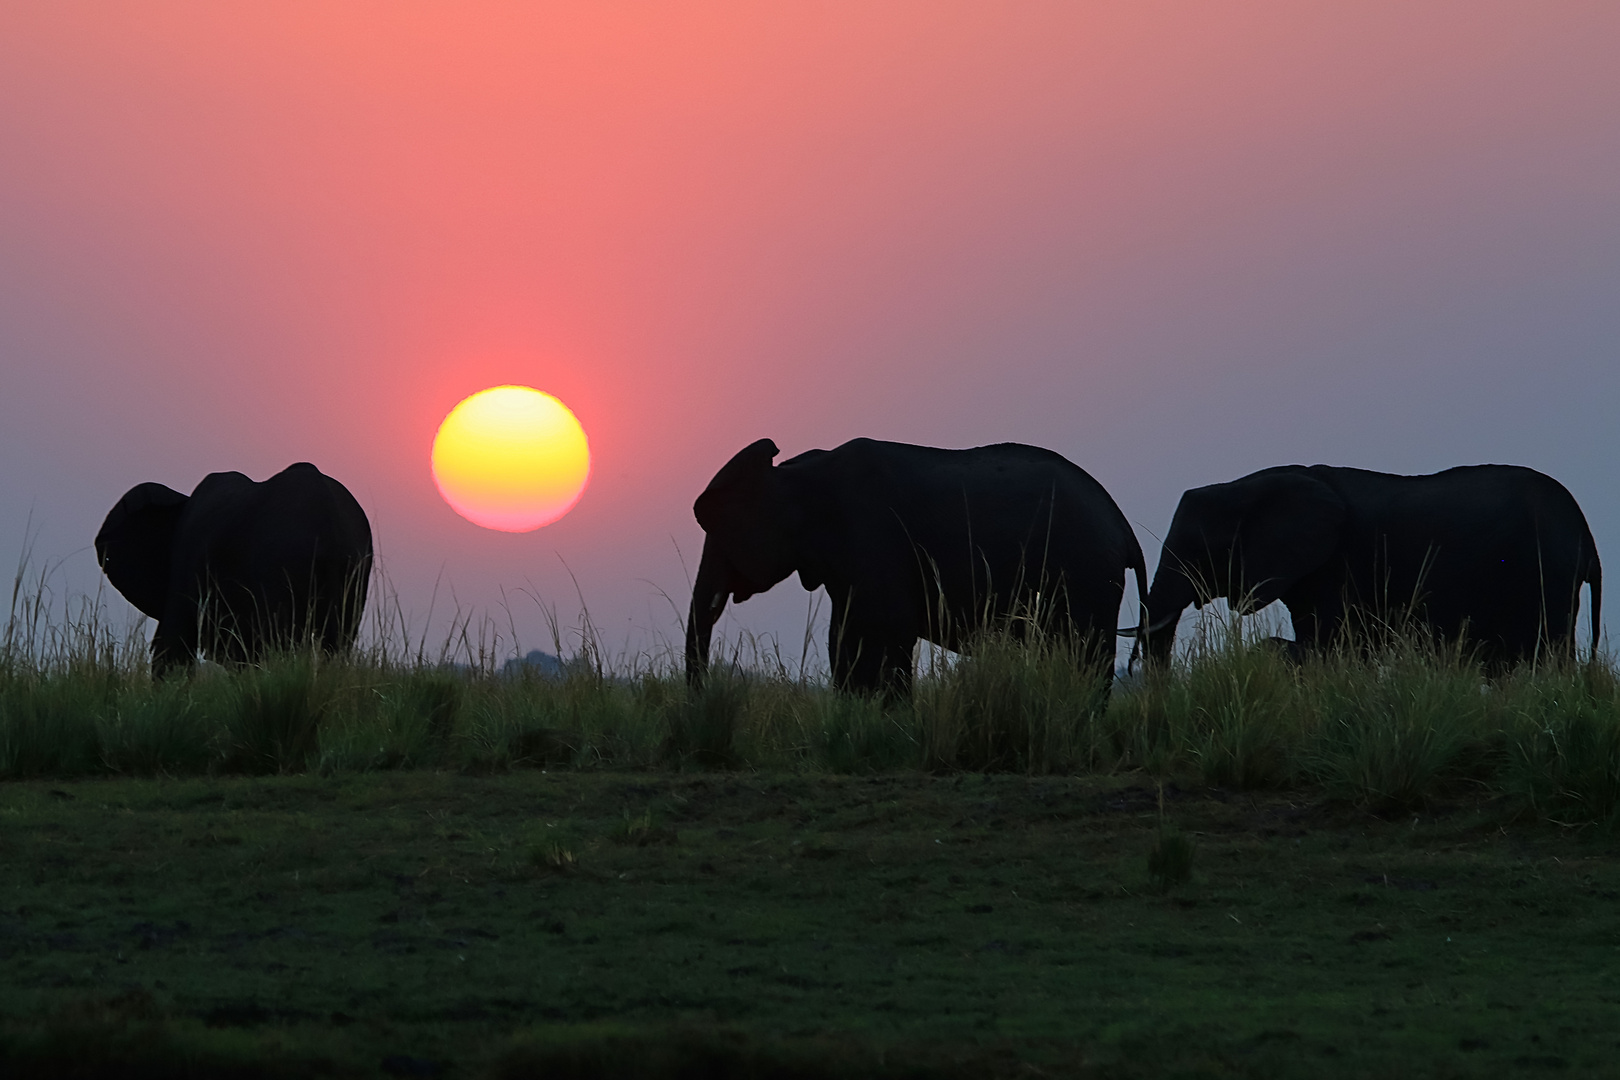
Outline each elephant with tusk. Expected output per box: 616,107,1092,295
1138,464,1602,670
685,437,1145,696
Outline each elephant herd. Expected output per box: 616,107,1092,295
682,439,1602,694
95,441,1603,694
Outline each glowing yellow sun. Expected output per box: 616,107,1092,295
431,386,591,532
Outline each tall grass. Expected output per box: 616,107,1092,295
1117,615,1299,788
1501,663,1620,826
915,622,1109,774
6,557,1620,826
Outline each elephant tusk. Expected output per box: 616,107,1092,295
1145,612,1181,634
709,591,727,615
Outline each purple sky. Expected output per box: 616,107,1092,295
2,3,1616,668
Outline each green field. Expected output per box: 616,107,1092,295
6,606,1620,1076
4,770,1620,1078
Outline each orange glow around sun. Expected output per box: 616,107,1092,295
431,386,591,532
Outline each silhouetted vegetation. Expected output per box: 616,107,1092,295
4,569,1619,827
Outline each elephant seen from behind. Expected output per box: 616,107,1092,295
1140,464,1602,669
685,437,1146,695
96,462,374,676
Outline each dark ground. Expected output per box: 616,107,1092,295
3,771,1618,1077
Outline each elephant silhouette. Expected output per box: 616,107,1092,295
1140,464,1601,669
96,462,373,676
686,438,1145,695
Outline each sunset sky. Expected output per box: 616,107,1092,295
2,3,1616,667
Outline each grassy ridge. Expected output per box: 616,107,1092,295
4,613,1620,825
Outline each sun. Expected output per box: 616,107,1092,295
431,386,591,532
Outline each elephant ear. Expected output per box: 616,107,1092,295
1232,472,1347,613
692,439,795,597
693,439,779,527
95,482,189,619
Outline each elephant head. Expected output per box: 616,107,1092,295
1143,469,1347,662
684,439,804,684
94,482,190,620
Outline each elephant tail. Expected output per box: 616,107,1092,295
1128,550,1148,672
1587,544,1603,666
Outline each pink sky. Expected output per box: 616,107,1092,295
2,3,1617,665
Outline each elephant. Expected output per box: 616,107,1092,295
1139,464,1602,669
95,462,374,676
684,437,1146,695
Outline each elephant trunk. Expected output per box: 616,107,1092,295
685,538,733,687
1142,564,1198,665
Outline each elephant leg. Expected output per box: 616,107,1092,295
319,559,371,655
1082,633,1115,693
828,616,914,697
1284,601,1338,655
205,594,254,666
150,610,198,678
318,601,350,654
877,644,915,700
836,637,914,697
1262,636,1307,665
1064,623,1115,709
1288,607,1318,650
